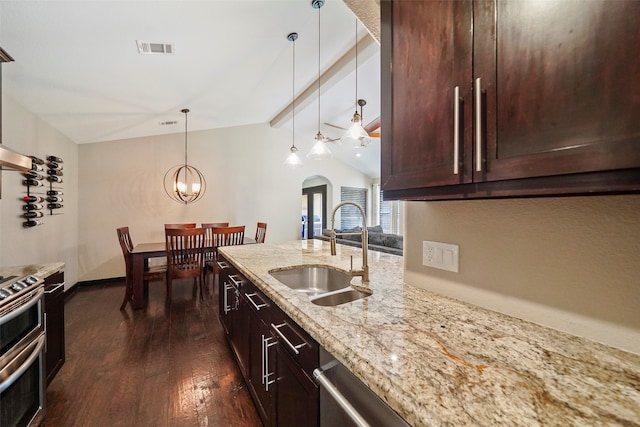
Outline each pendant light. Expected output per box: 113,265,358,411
341,19,371,148
307,0,332,160
284,32,303,169
163,108,206,204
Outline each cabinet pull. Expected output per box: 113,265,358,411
262,335,277,391
245,292,267,311
44,282,65,294
223,283,232,314
229,274,243,288
271,322,306,355
474,77,482,172
453,85,460,175
216,260,229,270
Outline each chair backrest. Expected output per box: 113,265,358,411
165,227,206,278
211,226,246,253
255,222,267,243
201,222,230,251
164,223,197,229
116,227,133,272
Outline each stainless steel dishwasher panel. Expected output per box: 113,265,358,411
315,347,410,427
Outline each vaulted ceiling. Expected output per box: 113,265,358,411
0,0,381,177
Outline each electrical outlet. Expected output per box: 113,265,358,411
422,241,459,272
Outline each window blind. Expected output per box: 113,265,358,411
339,186,367,229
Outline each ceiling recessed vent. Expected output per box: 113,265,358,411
159,120,178,126
136,40,174,55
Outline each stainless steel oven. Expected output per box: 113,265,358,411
0,274,46,427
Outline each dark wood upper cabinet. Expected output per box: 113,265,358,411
381,0,640,200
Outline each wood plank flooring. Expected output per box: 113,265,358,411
43,278,262,427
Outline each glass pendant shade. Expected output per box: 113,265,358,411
284,145,303,168
307,131,332,160
163,108,206,204
342,111,371,148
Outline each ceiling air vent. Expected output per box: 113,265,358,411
136,40,174,55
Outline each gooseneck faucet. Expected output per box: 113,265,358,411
329,201,369,283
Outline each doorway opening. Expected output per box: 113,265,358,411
301,185,327,240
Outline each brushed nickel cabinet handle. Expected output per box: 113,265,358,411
453,85,460,175
475,77,482,172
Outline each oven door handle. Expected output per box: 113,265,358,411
0,333,45,393
1,286,44,325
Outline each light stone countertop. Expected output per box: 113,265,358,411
0,262,64,281
219,240,640,426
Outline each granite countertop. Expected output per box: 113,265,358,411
219,240,640,426
0,262,64,281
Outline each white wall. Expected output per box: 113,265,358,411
0,96,79,287
78,122,370,281
403,196,640,354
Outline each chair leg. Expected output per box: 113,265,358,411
120,276,132,310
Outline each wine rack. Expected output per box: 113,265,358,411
22,154,64,227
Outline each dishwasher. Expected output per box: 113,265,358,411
313,347,410,427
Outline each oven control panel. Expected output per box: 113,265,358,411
0,275,43,304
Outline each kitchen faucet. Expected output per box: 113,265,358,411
329,201,369,283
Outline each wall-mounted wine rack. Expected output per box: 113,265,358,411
22,154,64,227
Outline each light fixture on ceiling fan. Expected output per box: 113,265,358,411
284,32,303,169
163,108,206,204
307,0,332,160
341,18,371,148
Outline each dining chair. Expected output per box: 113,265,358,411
204,225,246,288
165,227,206,305
201,222,230,281
164,223,197,229
117,226,167,310
255,222,267,244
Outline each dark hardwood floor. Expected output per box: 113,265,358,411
44,278,262,427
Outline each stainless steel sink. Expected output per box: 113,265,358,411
269,266,352,297
310,288,372,307
269,266,372,306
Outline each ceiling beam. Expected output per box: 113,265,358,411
270,32,378,129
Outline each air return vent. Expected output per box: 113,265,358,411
136,40,174,55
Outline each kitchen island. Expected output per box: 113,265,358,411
219,240,640,426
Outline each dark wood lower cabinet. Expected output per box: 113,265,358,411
218,255,319,427
44,270,65,385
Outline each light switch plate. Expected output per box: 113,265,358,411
422,241,459,272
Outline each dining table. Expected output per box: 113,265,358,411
130,237,256,309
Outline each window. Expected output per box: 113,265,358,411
380,191,402,235
339,187,367,229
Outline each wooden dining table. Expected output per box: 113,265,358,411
130,237,256,309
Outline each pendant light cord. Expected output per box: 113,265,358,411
317,4,321,132
292,35,296,149
354,18,358,109
184,110,188,168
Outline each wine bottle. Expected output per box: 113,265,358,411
47,190,63,196
23,211,44,219
23,219,44,227
24,171,44,180
23,203,44,211
23,195,45,203
47,155,63,163
47,196,63,203
47,169,64,176
31,163,44,172
47,175,63,183
30,156,45,165
47,203,63,209
23,179,45,187
47,162,63,170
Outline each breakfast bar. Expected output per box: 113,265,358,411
219,240,640,426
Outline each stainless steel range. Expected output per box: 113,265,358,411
0,273,46,427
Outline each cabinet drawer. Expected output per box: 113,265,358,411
243,280,272,323
270,306,318,380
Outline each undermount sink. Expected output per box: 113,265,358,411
309,288,372,307
269,266,372,306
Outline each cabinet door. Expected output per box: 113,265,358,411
248,318,276,427
475,0,640,182
229,280,250,379
44,271,65,385
218,264,233,336
275,344,318,427
381,0,473,191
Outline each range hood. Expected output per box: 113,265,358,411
1,46,31,172
0,145,31,172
